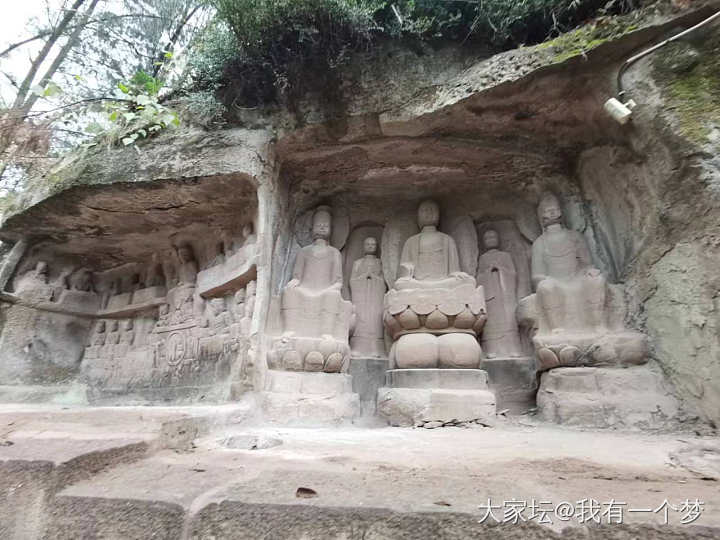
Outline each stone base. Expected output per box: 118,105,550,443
377,369,496,427
260,370,360,425
537,366,680,429
480,357,537,414
533,330,648,371
267,336,350,373
348,356,389,417
0,383,89,405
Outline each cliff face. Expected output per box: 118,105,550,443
0,4,718,423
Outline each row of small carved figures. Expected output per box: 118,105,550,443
13,227,257,300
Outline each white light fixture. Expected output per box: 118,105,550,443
603,97,636,125
605,9,720,124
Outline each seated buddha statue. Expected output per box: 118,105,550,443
384,200,485,370
281,205,350,341
395,200,475,291
532,192,606,335
521,192,647,370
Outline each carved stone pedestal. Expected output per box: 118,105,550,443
377,369,496,427
480,357,537,414
348,356,389,417
537,366,680,429
260,370,360,425
267,336,350,373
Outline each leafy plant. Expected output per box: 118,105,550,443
101,72,180,147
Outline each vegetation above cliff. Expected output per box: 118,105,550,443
202,0,642,106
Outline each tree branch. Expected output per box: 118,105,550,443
0,13,166,58
10,0,87,110
21,0,102,115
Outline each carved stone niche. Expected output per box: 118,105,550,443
0,258,96,385
376,200,496,427
518,192,648,372
267,205,354,374
263,204,359,425
519,192,671,428
196,222,258,298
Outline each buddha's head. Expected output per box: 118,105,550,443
35,261,48,276
538,193,563,229
110,320,119,332
95,320,106,334
483,229,500,250
312,206,332,240
363,237,378,256
417,200,440,228
159,304,169,316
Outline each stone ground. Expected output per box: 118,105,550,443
1,404,719,539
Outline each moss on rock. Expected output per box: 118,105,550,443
538,13,640,63
654,34,720,146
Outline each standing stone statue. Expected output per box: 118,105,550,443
116,319,135,358
145,255,166,288
281,205,345,339
172,244,200,323
350,237,386,357
105,320,121,358
477,228,522,358
177,244,199,285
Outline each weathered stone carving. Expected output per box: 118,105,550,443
268,206,353,373
14,261,51,299
520,193,647,371
383,201,486,369
476,228,523,358
378,201,495,426
197,223,257,298
448,215,479,277
349,237,386,358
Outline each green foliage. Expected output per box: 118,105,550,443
102,72,180,147
128,70,163,96
538,10,640,62
203,0,638,106
208,0,382,104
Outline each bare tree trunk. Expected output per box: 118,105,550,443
151,5,201,78
20,0,102,115
11,0,87,110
